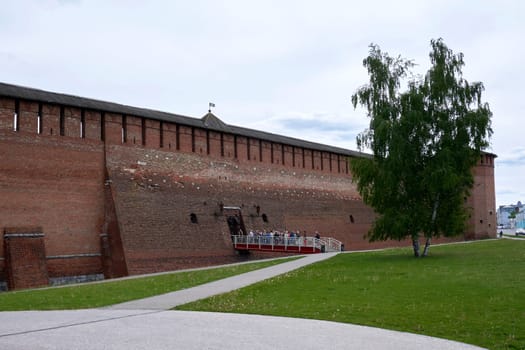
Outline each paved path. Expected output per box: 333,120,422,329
108,252,338,310
0,253,485,349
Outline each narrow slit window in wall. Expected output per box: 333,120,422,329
190,213,198,224
37,103,43,134
247,137,251,160
121,115,127,143
259,140,263,162
159,121,164,148
141,118,146,146
220,133,224,157
175,124,180,150
100,112,105,141
191,127,195,152
13,100,20,131
206,130,210,155
59,106,65,136
262,213,268,223
80,109,85,138
234,135,238,158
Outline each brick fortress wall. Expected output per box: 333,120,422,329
0,90,497,289
0,98,105,289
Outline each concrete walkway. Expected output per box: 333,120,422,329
0,253,485,350
108,252,338,310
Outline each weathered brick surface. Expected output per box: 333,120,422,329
0,93,497,287
64,106,81,138
0,130,105,288
84,110,102,141
125,115,143,146
41,104,60,136
18,101,39,133
4,227,48,290
466,154,497,239
47,256,102,277
0,98,15,130
100,176,129,278
104,145,374,274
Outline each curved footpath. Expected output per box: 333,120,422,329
0,252,484,350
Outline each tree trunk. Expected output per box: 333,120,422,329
412,238,420,257
422,237,431,257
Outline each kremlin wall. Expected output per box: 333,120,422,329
0,82,497,290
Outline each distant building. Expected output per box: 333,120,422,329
497,201,523,228
516,213,525,229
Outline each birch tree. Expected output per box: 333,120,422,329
351,39,492,257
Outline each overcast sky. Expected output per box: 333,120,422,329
1,0,523,207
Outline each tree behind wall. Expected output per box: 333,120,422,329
351,38,492,257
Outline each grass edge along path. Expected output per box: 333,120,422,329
177,240,525,350
0,256,301,311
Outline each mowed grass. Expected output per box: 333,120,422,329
177,240,525,350
0,257,299,311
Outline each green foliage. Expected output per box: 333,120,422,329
178,240,525,349
0,257,299,310
351,39,492,244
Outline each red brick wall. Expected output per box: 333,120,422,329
466,154,497,239
208,131,221,157
84,110,102,141
162,122,178,151
42,104,60,136
18,101,39,133
4,227,48,290
0,129,105,287
64,107,81,138
104,145,380,275
223,134,235,159
104,113,122,144
0,94,497,286
125,116,143,146
145,119,161,149
0,98,15,130
194,128,207,155
236,136,248,163
179,125,193,153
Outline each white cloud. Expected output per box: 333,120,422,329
0,0,522,206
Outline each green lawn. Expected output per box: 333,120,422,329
177,240,525,350
0,257,299,310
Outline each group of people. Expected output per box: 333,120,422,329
243,229,322,245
